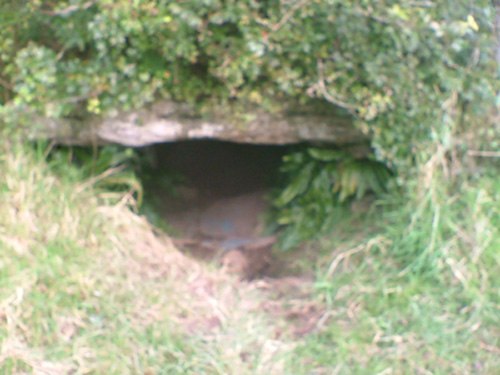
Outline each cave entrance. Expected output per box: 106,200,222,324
138,140,295,276
150,140,288,199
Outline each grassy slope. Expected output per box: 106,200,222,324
1,138,498,374
288,163,500,374
0,141,293,374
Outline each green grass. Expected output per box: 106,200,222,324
1,136,498,374
291,267,499,374
0,139,293,374
285,166,500,374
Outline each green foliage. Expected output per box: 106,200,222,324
1,2,498,369
273,147,392,249
285,156,500,372
383,158,500,276
1,0,498,266
1,0,497,174
46,145,143,206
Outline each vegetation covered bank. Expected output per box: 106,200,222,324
0,1,499,372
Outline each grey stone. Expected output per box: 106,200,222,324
22,100,367,146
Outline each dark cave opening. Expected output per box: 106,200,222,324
134,138,375,279
148,140,291,199
138,140,296,241
137,140,300,278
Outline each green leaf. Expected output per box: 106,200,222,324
275,162,315,207
308,148,347,162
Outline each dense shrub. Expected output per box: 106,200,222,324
1,1,497,173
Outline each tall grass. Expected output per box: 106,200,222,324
0,137,295,374
386,151,499,280
287,128,500,373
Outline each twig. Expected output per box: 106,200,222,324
480,341,500,355
408,1,435,7
326,235,387,278
0,76,14,91
467,150,500,158
355,6,407,28
172,238,200,247
326,244,365,278
271,0,310,32
315,59,357,115
75,165,126,193
40,1,96,16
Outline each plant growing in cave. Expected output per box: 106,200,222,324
46,145,143,206
273,147,392,249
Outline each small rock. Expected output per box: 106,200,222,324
220,236,275,279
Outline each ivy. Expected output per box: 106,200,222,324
0,0,497,176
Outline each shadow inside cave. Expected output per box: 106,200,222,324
151,140,289,198
137,140,299,277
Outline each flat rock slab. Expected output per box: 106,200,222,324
24,100,366,146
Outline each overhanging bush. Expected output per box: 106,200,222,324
1,1,497,176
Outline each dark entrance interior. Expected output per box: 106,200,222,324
138,140,295,277
151,140,288,199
